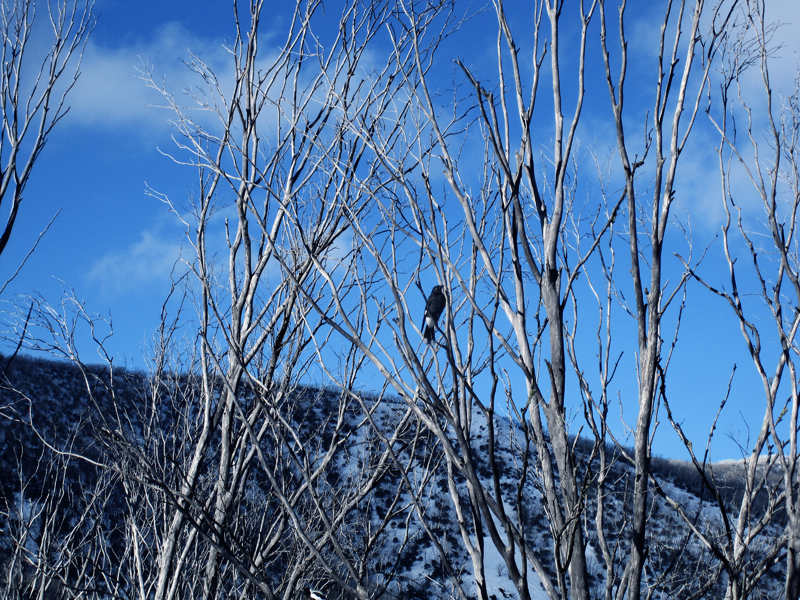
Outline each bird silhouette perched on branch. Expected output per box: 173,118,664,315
422,285,446,343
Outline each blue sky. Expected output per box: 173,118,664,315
1,0,238,362
2,0,800,460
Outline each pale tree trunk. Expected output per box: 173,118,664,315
598,0,736,597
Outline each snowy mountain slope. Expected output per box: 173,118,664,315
0,353,788,599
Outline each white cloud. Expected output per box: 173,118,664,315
66,22,229,134
86,227,184,296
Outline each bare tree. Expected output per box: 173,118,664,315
2,1,436,599
597,0,741,596
299,0,612,598
0,0,94,289
129,1,429,598
694,1,800,597
301,0,746,599
4,1,797,600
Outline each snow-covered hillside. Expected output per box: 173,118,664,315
0,353,788,599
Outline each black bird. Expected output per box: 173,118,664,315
422,285,446,343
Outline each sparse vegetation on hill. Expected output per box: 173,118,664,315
0,353,788,599
2,0,800,598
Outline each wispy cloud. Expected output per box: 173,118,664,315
86,225,184,296
66,22,229,135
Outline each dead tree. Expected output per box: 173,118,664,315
3,1,427,599
598,0,738,596
0,0,94,288
305,0,743,599
697,1,800,597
